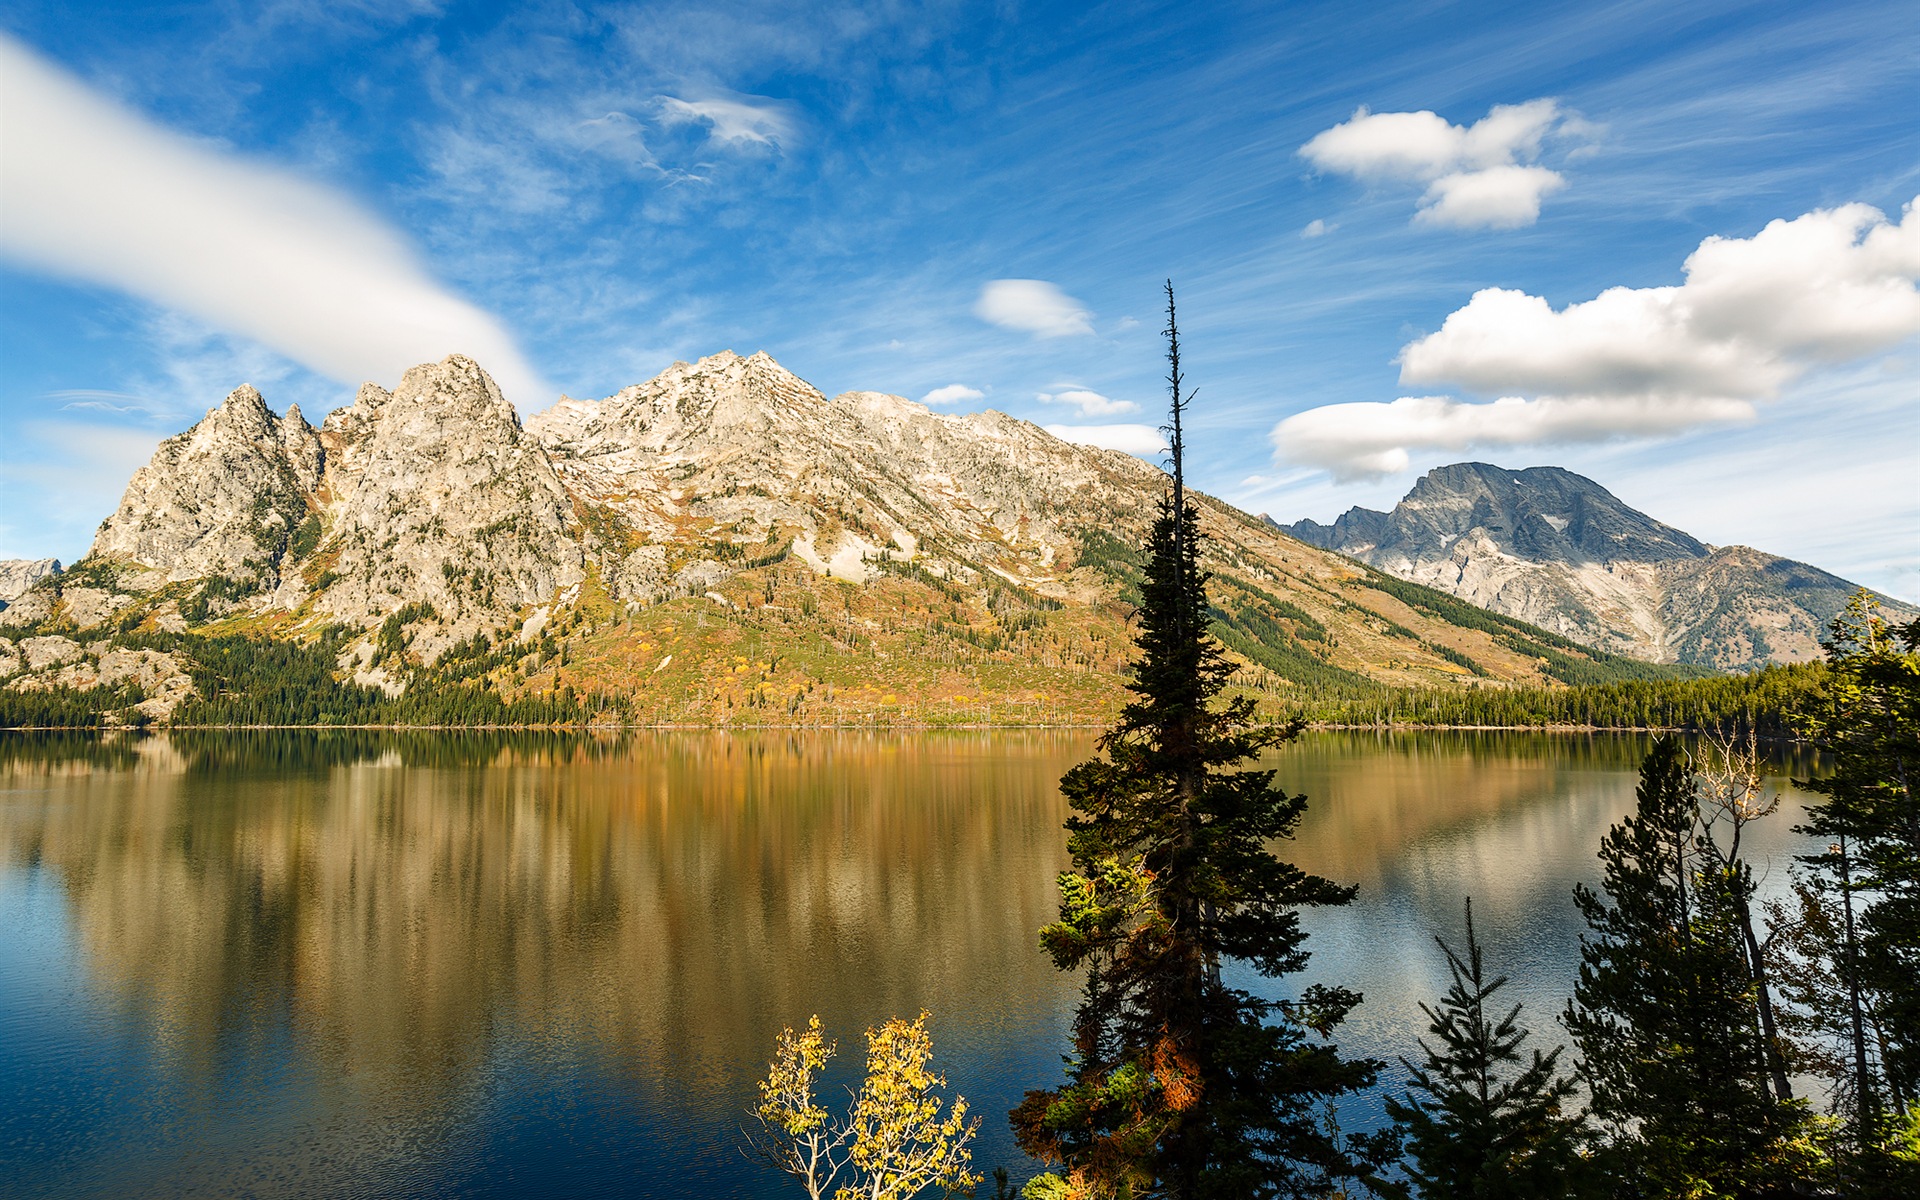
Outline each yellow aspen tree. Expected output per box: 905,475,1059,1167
748,1012,980,1200
749,1016,854,1200
842,1012,981,1200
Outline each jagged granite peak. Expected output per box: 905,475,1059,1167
65,357,588,652
529,350,832,457
91,383,320,586
309,355,586,640
1281,462,1915,669
1296,464,1710,565
533,350,1163,597
0,559,61,605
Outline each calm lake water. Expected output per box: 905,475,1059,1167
0,730,1821,1198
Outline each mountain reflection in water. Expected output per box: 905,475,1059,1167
0,730,1820,1198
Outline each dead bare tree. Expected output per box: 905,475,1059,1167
1697,725,1794,1102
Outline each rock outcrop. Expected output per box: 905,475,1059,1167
92,385,320,587
1281,463,1916,669
530,351,1159,601
0,559,60,608
0,634,193,721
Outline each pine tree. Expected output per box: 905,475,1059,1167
1012,284,1388,1199
1792,592,1920,1189
1385,899,1590,1199
1564,736,1817,1195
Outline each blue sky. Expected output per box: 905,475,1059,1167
2,0,1916,599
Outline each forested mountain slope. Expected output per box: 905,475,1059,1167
2,355,1692,725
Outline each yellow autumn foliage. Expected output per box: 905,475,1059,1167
747,1011,981,1200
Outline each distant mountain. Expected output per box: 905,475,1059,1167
1280,463,1915,670
0,559,60,609
2,358,1689,724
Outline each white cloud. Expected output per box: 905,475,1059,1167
1272,394,1756,481
1273,197,1920,477
1044,423,1167,457
1037,387,1138,417
1299,99,1577,229
657,95,794,148
1414,165,1566,229
974,279,1095,337
922,383,984,406
1403,199,1920,392
1302,218,1334,238
0,32,553,406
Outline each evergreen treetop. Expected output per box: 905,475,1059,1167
1384,899,1590,1200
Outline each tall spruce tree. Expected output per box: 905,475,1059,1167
1564,736,1817,1195
1384,900,1591,1199
1013,284,1388,1199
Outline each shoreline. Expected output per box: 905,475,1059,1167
2,720,1737,734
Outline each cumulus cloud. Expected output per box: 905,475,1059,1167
1038,386,1138,417
1273,198,1920,477
1275,395,1757,480
975,279,1095,337
657,94,794,147
1299,99,1577,229
1302,218,1334,238
922,383,984,406
0,33,552,406
1415,165,1566,229
1044,423,1167,456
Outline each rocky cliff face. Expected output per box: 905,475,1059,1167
307,357,585,642
530,350,1161,603
1281,463,1913,669
92,385,320,588
0,559,61,608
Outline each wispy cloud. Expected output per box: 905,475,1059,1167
0,32,552,405
1273,196,1920,476
47,390,170,417
922,383,984,406
975,280,1094,338
1044,423,1167,457
1037,386,1138,417
657,94,795,148
1300,99,1586,229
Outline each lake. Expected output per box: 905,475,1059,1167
0,730,1822,1198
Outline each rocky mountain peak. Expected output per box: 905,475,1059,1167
310,355,584,643
1385,463,1711,566
212,383,275,430
1281,461,1913,668
390,354,524,428
552,349,831,454
91,383,318,587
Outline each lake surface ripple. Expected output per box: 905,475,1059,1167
0,730,1821,1198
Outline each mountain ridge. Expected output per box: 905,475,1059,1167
2,356,1703,724
1280,462,1912,670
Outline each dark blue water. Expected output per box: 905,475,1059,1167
0,730,1820,1197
